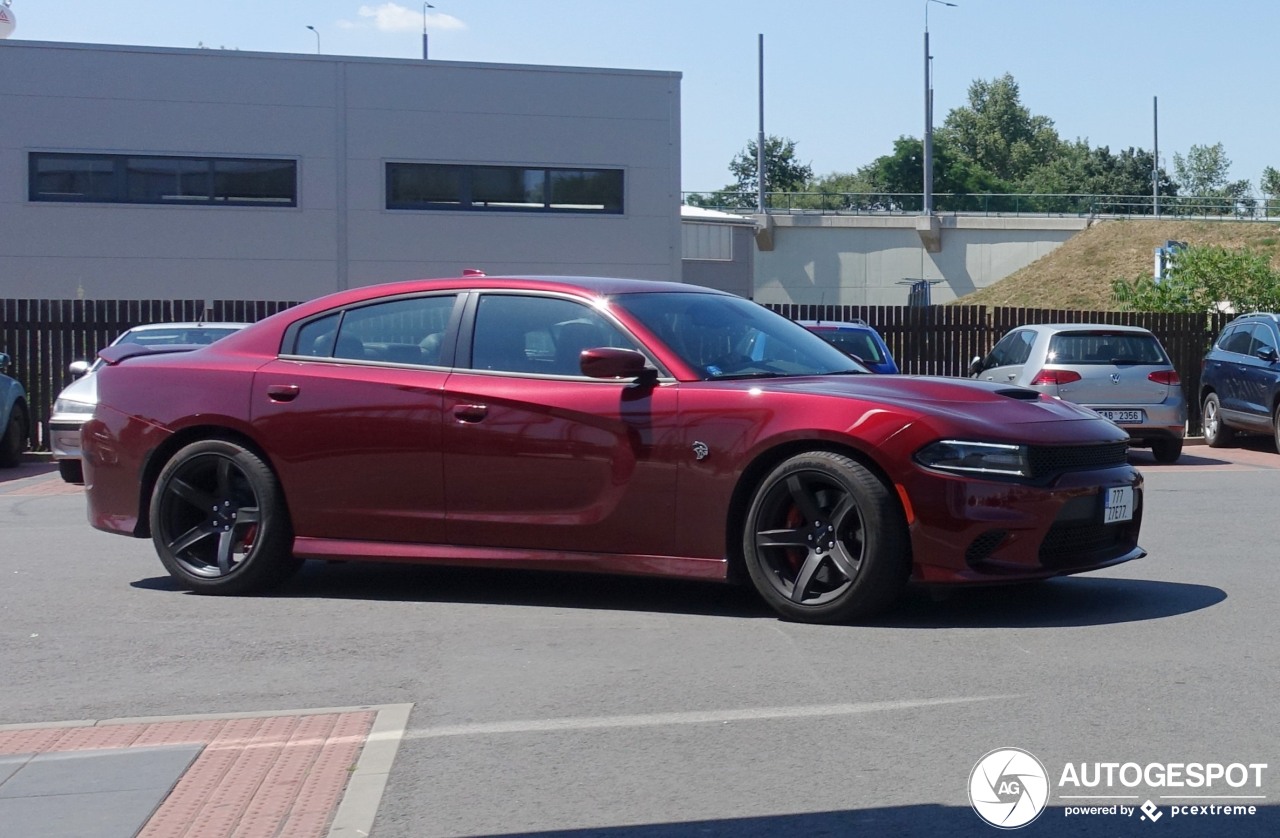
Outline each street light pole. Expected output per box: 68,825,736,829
305,25,320,54
423,2,435,59
923,0,956,216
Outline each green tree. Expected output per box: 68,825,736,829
1261,166,1280,217
686,135,813,210
939,73,1063,184
852,135,1010,212
1112,244,1280,313
1172,142,1252,214
1021,143,1175,213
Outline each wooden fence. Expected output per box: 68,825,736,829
1,298,1232,450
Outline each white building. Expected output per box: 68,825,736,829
0,40,682,301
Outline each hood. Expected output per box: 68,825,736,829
740,374,1107,426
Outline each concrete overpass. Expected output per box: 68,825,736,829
750,213,1091,306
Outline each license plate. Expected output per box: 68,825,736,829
1097,409,1144,424
1103,487,1134,523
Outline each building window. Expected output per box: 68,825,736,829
29,153,297,206
386,163,623,214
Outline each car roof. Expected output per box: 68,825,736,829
120,322,251,331
1016,323,1157,335
798,320,874,331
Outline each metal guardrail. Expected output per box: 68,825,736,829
683,192,1280,220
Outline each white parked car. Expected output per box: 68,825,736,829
49,322,249,483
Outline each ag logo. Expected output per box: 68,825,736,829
968,747,1050,829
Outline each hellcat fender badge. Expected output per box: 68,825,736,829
692,441,709,461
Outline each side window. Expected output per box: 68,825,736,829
1221,325,1253,356
990,330,1034,367
336,296,457,365
293,297,456,365
1251,324,1277,358
470,295,639,376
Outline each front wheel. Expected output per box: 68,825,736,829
0,406,26,468
742,452,909,623
1202,394,1233,448
1273,405,1280,455
149,439,301,594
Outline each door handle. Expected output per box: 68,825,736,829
1006,374,1016,380
453,404,489,423
266,384,300,402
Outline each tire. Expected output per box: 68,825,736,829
1273,404,1280,455
0,405,26,468
1151,437,1183,464
149,439,301,594
1202,394,1233,448
58,459,84,484
742,451,909,623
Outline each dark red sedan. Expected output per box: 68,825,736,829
82,276,1144,623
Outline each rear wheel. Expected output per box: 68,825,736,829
0,406,26,468
742,452,909,623
1273,404,1280,455
1151,437,1183,464
1202,394,1233,448
149,439,300,594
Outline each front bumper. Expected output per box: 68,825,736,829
47,418,87,460
904,464,1144,584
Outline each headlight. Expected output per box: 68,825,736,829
53,398,95,415
915,440,1031,478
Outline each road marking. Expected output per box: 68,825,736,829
396,695,1017,740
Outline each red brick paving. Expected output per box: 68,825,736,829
0,710,376,838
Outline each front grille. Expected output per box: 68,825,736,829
1028,441,1129,479
1038,490,1142,569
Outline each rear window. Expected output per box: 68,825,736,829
1046,332,1168,365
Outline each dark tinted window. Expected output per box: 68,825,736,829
989,330,1035,366
387,163,623,213
470,295,638,376
1252,323,1278,357
1221,325,1254,356
822,331,885,364
331,296,458,365
30,153,297,206
616,293,862,380
1047,331,1168,364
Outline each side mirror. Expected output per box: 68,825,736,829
69,360,91,377
1258,348,1279,364
968,355,985,377
0,351,10,372
580,347,654,381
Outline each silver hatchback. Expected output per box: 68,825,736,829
970,323,1187,462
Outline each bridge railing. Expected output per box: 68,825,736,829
683,192,1280,220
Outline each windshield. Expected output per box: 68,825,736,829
614,292,867,380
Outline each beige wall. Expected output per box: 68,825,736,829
753,215,1089,306
0,41,681,301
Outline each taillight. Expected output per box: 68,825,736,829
1148,370,1181,385
1029,369,1082,385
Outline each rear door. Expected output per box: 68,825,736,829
251,293,460,543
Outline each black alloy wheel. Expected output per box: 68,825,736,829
149,439,300,594
1202,394,1233,448
743,451,909,623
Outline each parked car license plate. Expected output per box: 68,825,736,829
1103,486,1134,523
1097,409,1144,424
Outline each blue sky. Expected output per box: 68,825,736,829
6,0,1276,194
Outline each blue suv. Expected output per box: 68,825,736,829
1200,312,1280,451
799,320,899,374
0,351,29,468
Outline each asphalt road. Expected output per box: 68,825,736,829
2,444,1279,837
